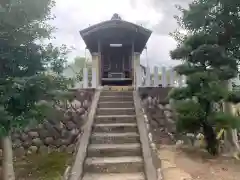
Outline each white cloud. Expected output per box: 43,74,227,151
49,0,190,66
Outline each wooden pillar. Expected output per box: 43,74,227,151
92,52,100,87
91,68,97,88
131,41,135,87
90,40,101,88
136,66,141,88
98,40,101,87
134,52,141,89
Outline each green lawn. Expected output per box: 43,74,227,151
15,152,72,180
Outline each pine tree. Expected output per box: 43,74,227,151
169,0,240,155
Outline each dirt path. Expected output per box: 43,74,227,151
157,145,240,180
175,147,240,180
157,145,192,180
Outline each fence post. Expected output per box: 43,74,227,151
91,68,96,88
169,68,176,87
153,66,159,87
161,66,167,87
83,68,88,88
145,67,151,87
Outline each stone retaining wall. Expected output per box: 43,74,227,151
139,87,172,104
1,89,95,157
139,87,176,143
138,88,194,180
138,87,176,180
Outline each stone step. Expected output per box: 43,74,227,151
93,123,138,133
97,108,135,116
84,156,144,173
82,172,145,180
87,143,142,157
102,86,134,91
98,101,134,108
99,96,133,102
101,91,133,97
90,132,140,144
95,115,136,124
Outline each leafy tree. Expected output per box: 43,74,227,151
169,0,240,155
42,43,70,75
74,56,88,67
0,0,73,179
67,56,92,82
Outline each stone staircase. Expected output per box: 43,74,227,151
82,90,146,180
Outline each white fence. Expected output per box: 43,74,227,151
67,67,97,89
136,66,186,88
78,66,187,88
81,67,97,88
77,66,186,89
137,66,240,89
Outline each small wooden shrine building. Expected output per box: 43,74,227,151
79,13,152,87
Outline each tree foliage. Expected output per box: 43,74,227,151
169,0,240,155
42,43,70,75
0,1,75,179
0,0,55,44
67,56,92,82
0,43,71,136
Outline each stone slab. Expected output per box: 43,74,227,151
84,156,144,173
88,143,141,157
82,173,145,180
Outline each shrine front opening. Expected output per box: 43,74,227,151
101,44,132,86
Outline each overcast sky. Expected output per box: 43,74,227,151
50,0,192,67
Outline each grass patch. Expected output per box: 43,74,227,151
15,152,72,180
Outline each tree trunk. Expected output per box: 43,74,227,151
222,80,240,156
2,136,15,180
202,121,218,155
223,129,234,153
231,129,240,151
223,128,240,156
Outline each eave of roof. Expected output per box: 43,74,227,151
80,19,152,38
79,19,152,53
